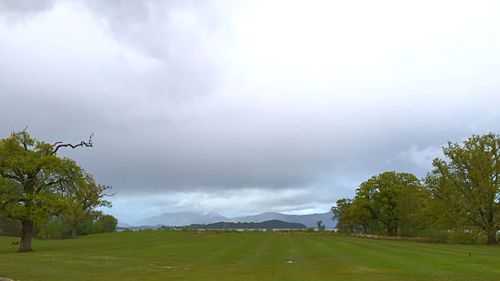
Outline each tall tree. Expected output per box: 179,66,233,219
0,130,93,252
60,171,112,238
355,171,422,236
428,133,500,244
332,198,372,233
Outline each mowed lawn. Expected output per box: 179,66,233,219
1,231,499,281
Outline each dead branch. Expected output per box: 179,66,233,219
51,133,94,154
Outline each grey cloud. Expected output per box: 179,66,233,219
1,1,500,222
83,0,230,99
0,0,56,13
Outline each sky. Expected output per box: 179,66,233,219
1,0,500,223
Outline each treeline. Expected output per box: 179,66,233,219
0,130,114,252
0,212,117,239
332,133,500,244
188,220,307,230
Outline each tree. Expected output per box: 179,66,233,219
332,198,372,233
355,171,422,236
60,170,112,238
395,185,429,236
0,130,93,252
316,220,326,231
428,133,500,244
95,213,118,233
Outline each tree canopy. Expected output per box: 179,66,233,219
332,133,500,244
0,130,110,251
427,133,500,244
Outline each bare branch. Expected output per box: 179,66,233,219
102,186,115,197
21,126,29,150
51,133,94,154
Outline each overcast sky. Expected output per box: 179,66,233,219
1,0,500,223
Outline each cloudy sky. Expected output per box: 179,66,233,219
1,0,500,223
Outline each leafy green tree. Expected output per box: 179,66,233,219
60,170,112,238
332,198,373,233
355,171,423,236
78,212,117,234
95,214,118,233
396,185,430,236
0,130,93,252
428,133,500,244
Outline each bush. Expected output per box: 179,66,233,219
447,229,486,244
416,229,448,243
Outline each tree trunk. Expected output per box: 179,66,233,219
487,230,498,244
71,224,78,239
19,219,34,252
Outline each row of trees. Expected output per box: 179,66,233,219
332,133,500,244
37,212,117,239
1,211,117,239
0,130,114,252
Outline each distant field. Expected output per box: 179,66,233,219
1,231,499,281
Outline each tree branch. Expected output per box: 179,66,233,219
51,133,94,154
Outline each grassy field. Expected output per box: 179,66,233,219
0,231,499,281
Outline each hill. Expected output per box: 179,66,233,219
134,212,228,226
232,211,336,229
131,211,336,229
188,219,306,230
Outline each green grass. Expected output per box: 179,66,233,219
1,231,499,281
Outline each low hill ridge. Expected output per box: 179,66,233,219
131,211,336,229
188,219,306,230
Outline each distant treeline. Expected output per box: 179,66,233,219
188,219,307,230
0,212,117,239
332,133,500,244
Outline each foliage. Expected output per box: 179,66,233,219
0,131,77,224
332,198,373,233
59,170,112,238
37,212,117,239
427,133,500,244
188,220,306,230
334,172,426,236
0,130,107,251
332,133,500,244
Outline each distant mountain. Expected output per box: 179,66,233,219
232,212,336,229
117,221,132,228
188,220,306,230
134,212,228,227
130,211,336,229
